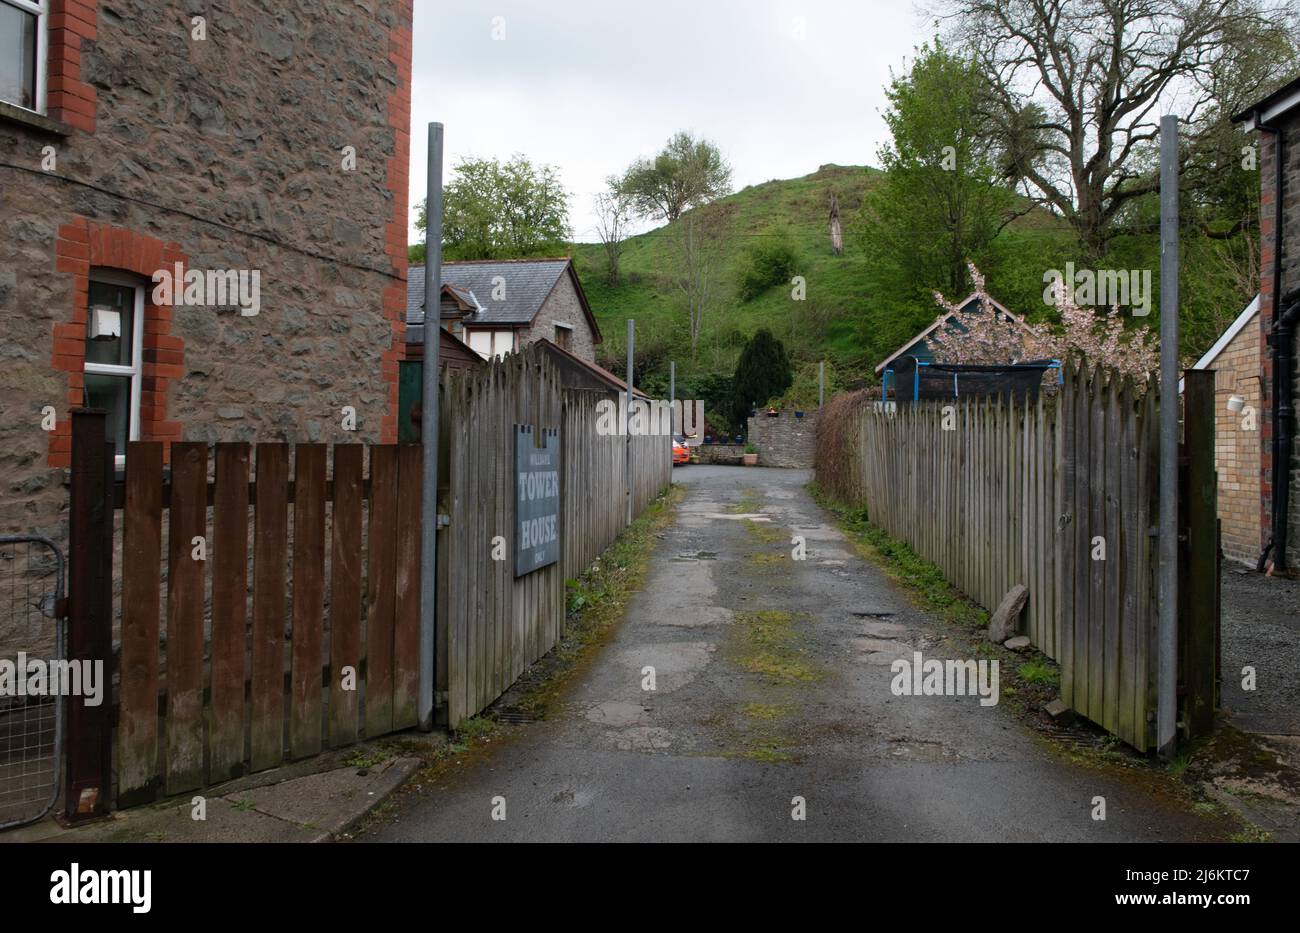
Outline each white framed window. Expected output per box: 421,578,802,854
467,328,516,360
0,0,48,114
83,271,145,465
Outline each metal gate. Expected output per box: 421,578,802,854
0,535,65,830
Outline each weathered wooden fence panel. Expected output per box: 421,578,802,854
438,347,671,728
816,362,1161,750
111,441,422,804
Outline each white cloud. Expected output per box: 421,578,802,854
408,0,928,242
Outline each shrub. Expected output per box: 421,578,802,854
737,239,799,302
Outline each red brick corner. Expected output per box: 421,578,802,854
47,1,98,133
379,0,414,445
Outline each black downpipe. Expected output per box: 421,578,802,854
1271,288,1300,572
1256,118,1287,572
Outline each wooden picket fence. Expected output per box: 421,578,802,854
113,440,422,805
816,361,1167,750
437,347,671,727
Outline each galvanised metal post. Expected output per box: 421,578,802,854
418,122,444,731
1157,114,1180,758
626,319,634,525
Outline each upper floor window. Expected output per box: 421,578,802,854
0,0,47,113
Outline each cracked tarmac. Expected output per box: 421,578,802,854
364,465,1237,842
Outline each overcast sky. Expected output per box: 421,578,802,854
408,0,933,242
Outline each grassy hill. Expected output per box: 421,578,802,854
573,165,880,393
570,164,1075,418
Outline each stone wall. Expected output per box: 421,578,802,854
693,444,746,465
0,0,413,564
518,269,598,364
1211,312,1263,565
745,411,818,468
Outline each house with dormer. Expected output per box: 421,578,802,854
406,258,603,363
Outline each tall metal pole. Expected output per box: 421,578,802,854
626,319,634,525
418,123,444,731
1157,114,1180,758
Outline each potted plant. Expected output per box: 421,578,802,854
794,409,805,418
765,406,779,417
742,443,758,466
734,434,744,444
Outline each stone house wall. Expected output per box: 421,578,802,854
518,270,598,364
0,0,413,564
0,1,412,661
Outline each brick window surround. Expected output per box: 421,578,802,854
46,0,98,132
50,219,184,467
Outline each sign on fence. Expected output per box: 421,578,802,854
515,425,561,577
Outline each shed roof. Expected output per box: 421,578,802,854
1231,73,1300,125
874,293,1027,375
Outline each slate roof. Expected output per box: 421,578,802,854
408,259,573,325
405,267,483,325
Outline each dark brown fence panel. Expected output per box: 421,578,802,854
364,446,398,737
164,442,207,795
328,445,364,747
290,444,327,759
393,444,423,730
117,441,163,806
209,443,250,784
250,443,288,772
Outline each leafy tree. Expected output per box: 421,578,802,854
413,154,570,261
620,131,732,222
861,41,1024,300
731,329,793,423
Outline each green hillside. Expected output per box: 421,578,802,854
570,163,1067,423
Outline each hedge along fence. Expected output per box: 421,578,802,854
815,362,1165,751
436,345,671,728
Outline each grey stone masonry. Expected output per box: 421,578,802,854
746,410,819,468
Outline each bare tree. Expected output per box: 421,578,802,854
937,0,1298,259
593,176,634,285
668,202,735,355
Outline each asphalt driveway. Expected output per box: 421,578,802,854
362,466,1234,842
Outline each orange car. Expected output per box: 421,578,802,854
672,435,690,466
